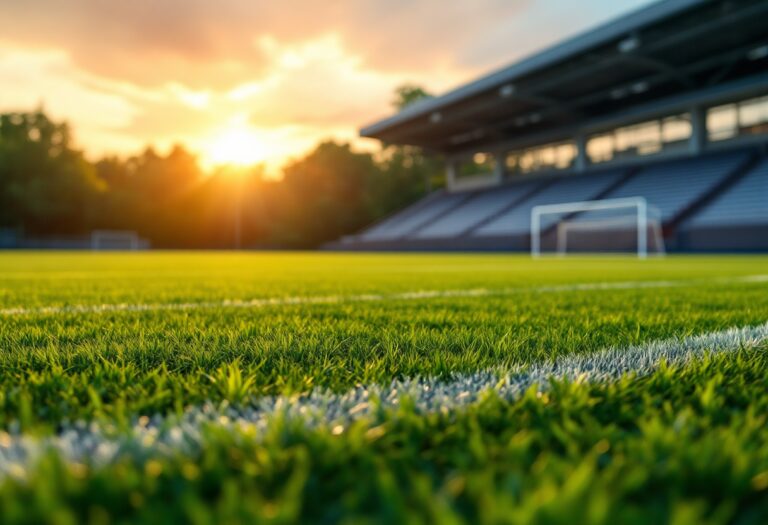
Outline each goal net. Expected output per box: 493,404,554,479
90,230,144,251
531,197,665,258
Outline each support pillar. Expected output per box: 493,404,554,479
445,159,459,191
492,151,506,184
574,133,588,173
689,106,707,155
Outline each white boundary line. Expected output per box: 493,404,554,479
1,321,767,479
2,274,767,317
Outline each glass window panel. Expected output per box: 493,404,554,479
459,152,495,177
738,95,768,128
555,144,576,168
707,104,738,141
587,134,613,163
505,141,575,173
539,146,556,166
520,151,535,172
662,115,691,143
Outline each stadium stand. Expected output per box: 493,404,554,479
358,191,447,240
335,147,768,252
330,0,768,252
594,152,750,223
472,170,625,238
679,155,768,251
685,158,768,228
412,180,543,239
359,192,470,241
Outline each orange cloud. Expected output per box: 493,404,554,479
0,0,535,89
0,0,654,170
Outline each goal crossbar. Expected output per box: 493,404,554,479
531,197,657,258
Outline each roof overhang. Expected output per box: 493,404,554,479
360,0,768,155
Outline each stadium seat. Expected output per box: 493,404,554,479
684,158,768,228
595,152,748,223
359,192,469,241
473,170,624,237
411,181,542,239
343,150,763,251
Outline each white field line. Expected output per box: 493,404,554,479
1,321,767,480
2,274,767,317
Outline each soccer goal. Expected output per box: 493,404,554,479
90,230,143,251
531,197,665,258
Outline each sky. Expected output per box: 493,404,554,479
0,0,654,172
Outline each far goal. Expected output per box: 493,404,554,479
531,197,665,258
90,230,144,251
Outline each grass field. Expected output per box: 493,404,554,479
1,252,768,524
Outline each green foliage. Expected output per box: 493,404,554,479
261,140,440,248
271,141,382,247
392,84,434,111
0,101,444,248
92,145,217,247
0,109,102,234
385,83,445,195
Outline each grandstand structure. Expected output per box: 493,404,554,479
335,0,768,252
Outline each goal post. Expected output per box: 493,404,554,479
90,230,143,251
531,197,665,258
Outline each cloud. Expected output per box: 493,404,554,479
0,1,267,89
0,0,655,169
0,0,535,89
0,44,138,152
0,29,459,168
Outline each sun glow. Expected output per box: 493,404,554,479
205,126,267,167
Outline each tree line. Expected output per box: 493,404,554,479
0,89,444,248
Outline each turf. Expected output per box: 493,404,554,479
0,252,767,524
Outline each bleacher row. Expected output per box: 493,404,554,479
334,148,768,252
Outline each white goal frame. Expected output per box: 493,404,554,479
90,230,141,251
531,197,663,259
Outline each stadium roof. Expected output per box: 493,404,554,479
360,0,768,155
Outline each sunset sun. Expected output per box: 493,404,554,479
205,126,267,167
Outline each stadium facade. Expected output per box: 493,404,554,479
334,0,768,252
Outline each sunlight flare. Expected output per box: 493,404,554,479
205,125,267,167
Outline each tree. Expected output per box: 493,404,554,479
0,109,102,235
275,141,381,247
93,145,206,247
0,99,445,248
374,146,444,217
384,84,445,198
392,84,434,111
